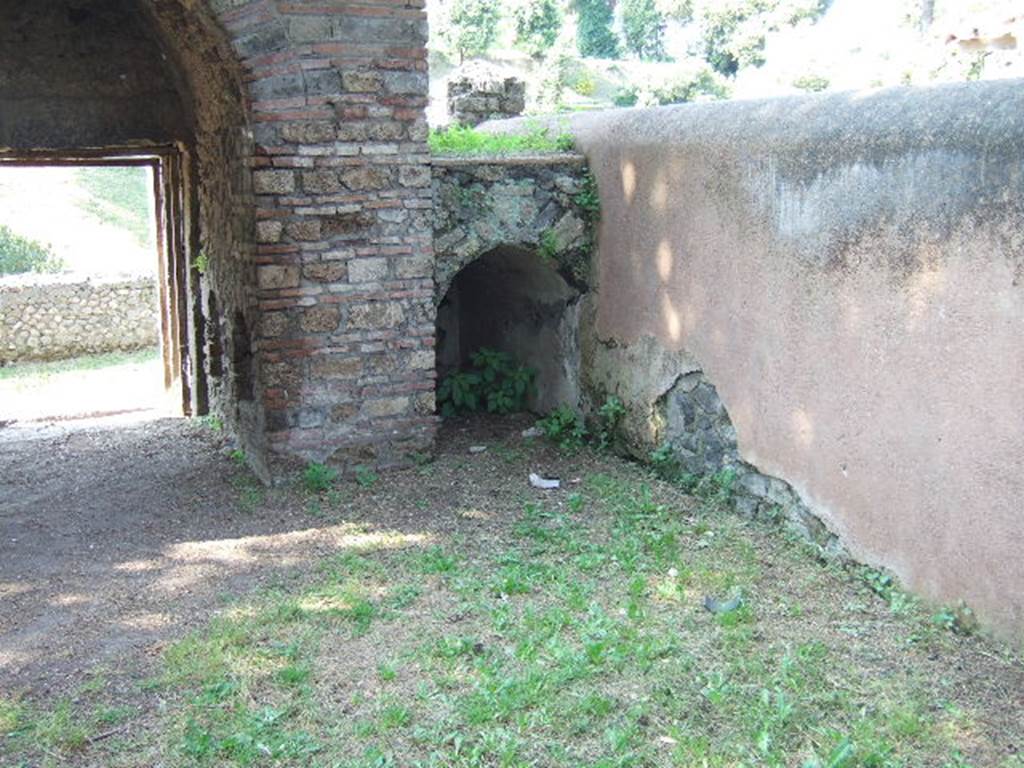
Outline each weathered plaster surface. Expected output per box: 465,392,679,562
492,80,1024,635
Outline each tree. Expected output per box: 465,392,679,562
574,0,620,58
514,0,564,59
622,0,669,60
694,0,827,76
444,0,501,63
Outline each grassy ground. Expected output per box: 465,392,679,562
1,416,1021,767
0,348,158,382
0,348,165,423
429,124,575,155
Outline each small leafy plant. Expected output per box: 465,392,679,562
354,466,379,489
597,395,626,450
303,462,338,494
573,171,602,222
538,228,560,262
537,405,587,450
932,602,979,636
437,348,535,417
649,442,682,482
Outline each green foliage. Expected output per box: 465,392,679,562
193,251,209,275
597,395,626,450
649,442,683,481
354,466,379,489
614,67,729,106
0,348,157,381
0,225,63,276
6,436,1011,767
437,348,536,417
693,0,829,77
537,405,588,450
573,170,602,221
573,0,620,58
931,602,979,636
571,68,597,96
444,0,501,63
75,166,153,247
429,123,575,155
656,0,694,21
200,415,224,432
538,228,560,262
514,0,563,58
792,73,830,92
437,370,483,414
621,0,670,60
303,462,338,493
533,40,590,110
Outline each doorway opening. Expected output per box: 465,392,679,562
436,246,583,415
0,149,195,426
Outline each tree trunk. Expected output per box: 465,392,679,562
920,0,935,30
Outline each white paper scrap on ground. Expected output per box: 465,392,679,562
528,473,560,490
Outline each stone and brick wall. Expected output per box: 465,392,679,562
0,274,158,363
1,1,438,478
221,1,437,474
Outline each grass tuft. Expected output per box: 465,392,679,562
429,123,575,155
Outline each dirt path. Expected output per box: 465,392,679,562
0,417,336,696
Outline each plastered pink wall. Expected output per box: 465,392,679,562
568,82,1024,636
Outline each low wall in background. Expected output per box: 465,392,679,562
0,274,159,363
492,79,1024,636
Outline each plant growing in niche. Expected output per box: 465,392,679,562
437,348,536,417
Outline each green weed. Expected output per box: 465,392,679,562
429,123,574,155
536,405,587,450
303,462,338,493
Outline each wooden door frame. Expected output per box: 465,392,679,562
0,145,204,416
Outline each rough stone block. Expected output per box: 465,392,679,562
312,355,363,378
361,396,410,418
300,305,341,333
254,170,296,195
302,170,342,193
287,219,323,241
281,122,338,144
342,71,383,93
257,264,300,290
348,257,388,283
349,301,405,329
303,261,348,283
341,166,392,191
399,165,431,188
256,220,283,244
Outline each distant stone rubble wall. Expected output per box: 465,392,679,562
0,274,158,363
447,67,526,127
